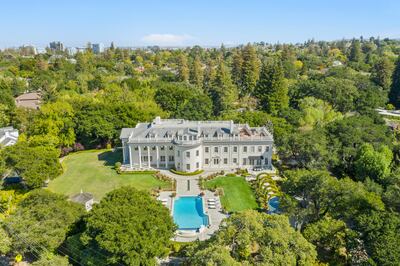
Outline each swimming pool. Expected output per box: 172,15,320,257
173,196,209,230
268,196,280,214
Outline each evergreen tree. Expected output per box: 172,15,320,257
372,57,394,90
209,59,238,115
389,56,400,107
177,53,189,82
190,56,204,87
241,43,260,96
349,39,362,62
203,59,217,93
231,49,243,89
255,59,289,115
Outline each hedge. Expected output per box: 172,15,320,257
170,169,204,176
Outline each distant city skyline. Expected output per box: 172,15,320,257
1,0,399,48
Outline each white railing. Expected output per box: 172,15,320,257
128,135,271,144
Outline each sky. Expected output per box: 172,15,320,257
1,0,399,48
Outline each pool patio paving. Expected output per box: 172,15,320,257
158,170,228,242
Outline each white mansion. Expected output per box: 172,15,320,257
120,117,273,172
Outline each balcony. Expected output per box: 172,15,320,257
172,138,202,146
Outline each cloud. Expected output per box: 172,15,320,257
141,34,194,45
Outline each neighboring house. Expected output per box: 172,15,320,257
332,60,343,67
15,92,42,109
70,191,94,211
0,127,19,147
120,117,273,172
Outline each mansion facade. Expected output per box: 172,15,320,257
120,117,273,172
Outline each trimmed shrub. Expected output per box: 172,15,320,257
170,169,204,176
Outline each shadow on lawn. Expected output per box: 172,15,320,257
97,150,122,167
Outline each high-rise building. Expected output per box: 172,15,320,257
92,43,104,54
49,41,64,51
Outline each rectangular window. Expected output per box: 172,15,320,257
169,155,174,162
224,158,228,164
214,158,220,165
233,146,238,152
184,136,187,140
160,156,165,162
265,146,270,152
205,147,209,153
160,146,165,151
243,158,247,165
186,151,190,158
186,164,190,171
233,158,237,164
251,146,255,153
196,150,199,156
134,146,138,151
152,146,156,151
224,146,228,153
177,151,180,157
214,147,219,153
169,146,173,150
205,158,209,164
258,146,262,152
243,146,247,153
196,162,199,168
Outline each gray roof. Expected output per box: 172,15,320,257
121,117,273,142
70,192,93,204
0,127,19,146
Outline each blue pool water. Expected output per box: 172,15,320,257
173,196,209,230
268,196,280,214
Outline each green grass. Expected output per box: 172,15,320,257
48,150,172,200
204,175,258,212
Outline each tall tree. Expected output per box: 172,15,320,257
349,39,362,63
190,56,204,87
209,59,238,115
389,56,400,107
177,53,189,82
231,49,243,89
80,187,175,266
188,211,317,265
354,143,393,183
372,57,394,90
4,142,62,188
203,58,217,93
241,44,260,96
5,190,83,257
255,59,289,115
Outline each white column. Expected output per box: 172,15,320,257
238,145,242,168
165,147,168,168
156,146,159,168
122,142,126,163
138,146,142,168
147,146,150,168
128,145,132,169
229,145,232,169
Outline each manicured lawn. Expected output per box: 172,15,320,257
48,150,172,200
204,175,258,212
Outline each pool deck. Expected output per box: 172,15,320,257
158,170,228,242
